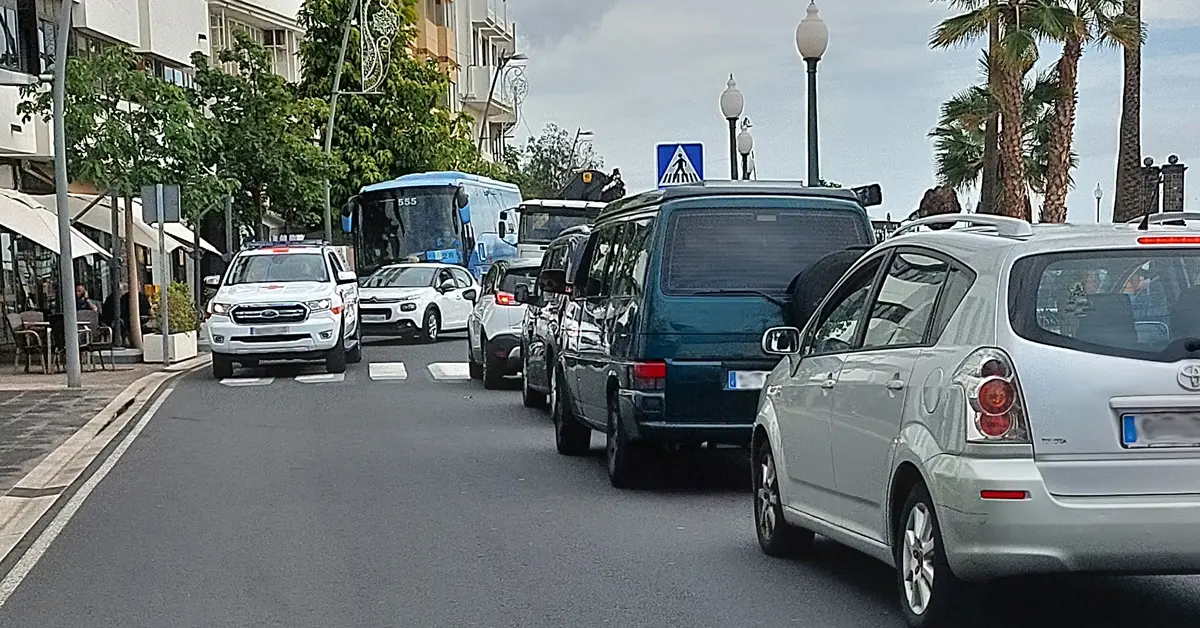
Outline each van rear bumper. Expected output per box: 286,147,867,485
618,390,752,447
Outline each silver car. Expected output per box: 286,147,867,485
752,213,1200,627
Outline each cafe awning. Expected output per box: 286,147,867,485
31,194,222,256
0,190,110,259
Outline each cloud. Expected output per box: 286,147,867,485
508,0,1200,221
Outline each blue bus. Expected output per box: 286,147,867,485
341,171,523,279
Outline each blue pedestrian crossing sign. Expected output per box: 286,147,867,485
656,143,704,188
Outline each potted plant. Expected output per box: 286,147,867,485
143,282,200,363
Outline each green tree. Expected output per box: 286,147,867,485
193,33,336,238
296,0,486,213
931,66,1068,210
1113,0,1144,223
504,123,605,199
933,0,1042,220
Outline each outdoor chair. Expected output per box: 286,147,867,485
76,309,115,370
6,312,46,373
48,313,92,373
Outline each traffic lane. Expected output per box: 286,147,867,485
0,339,1193,628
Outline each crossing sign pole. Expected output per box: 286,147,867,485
656,143,704,188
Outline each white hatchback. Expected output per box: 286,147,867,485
358,263,478,342
753,213,1200,627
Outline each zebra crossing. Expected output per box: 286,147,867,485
217,362,474,387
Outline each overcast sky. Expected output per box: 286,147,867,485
506,0,1199,222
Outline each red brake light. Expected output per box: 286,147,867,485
1138,236,1200,245
271,247,289,252
977,378,1015,416
632,361,667,380
495,291,516,306
978,413,1012,438
980,490,1028,500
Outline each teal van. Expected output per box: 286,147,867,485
543,181,880,488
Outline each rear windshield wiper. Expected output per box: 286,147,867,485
690,289,786,308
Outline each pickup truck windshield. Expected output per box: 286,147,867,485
226,254,329,284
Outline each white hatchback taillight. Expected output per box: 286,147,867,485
952,348,1031,444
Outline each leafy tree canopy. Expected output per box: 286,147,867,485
503,123,605,199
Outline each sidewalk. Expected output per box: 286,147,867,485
0,359,202,495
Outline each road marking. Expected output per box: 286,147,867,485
294,373,345,384
0,389,174,608
219,377,275,387
428,362,471,380
369,362,408,381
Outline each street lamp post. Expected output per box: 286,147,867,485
736,119,754,180
719,75,745,181
321,0,364,244
52,1,81,387
1094,183,1104,223
796,1,829,187
477,52,528,154
565,128,594,176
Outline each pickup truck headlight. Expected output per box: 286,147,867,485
209,302,232,316
306,298,333,312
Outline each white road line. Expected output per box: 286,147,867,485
0,388,174,608
219,377,275,387
428,362,471,380
368,362,408,381
294,373,345,384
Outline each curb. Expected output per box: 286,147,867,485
0,354,210,569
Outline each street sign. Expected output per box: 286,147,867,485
656,143,704,188
141,184,181,224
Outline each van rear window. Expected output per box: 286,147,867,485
662,208,872,294
1009,249,1200,362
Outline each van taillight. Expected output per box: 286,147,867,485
631,361,667,390
952,348,1031,444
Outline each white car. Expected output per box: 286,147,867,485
204,241,361,379
467,258,542,388
753,213,1200,627
359,263,478,342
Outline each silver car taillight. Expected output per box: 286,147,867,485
952,347,1031,444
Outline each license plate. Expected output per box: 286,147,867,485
249,326,289,336
1122,412,1200,448
727,370,770,391
362,315,387,323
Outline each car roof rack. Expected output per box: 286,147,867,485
889,214,1033,239
241,239,327,250
1126,212,1200,229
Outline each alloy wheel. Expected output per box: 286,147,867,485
901,502,936,616
756,451,780,540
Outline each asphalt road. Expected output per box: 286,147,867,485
2,336,1200,627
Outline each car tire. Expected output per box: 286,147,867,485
212,353,234,379
325,326,347,374
346,319,363,364
754,438,815,558
606,390,645,489
553,368,590,456
481,336,504,390
521,351,547,409
895,482,970,628
467,337,483,379
419,308,441,344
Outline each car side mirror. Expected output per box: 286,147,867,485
463,288,477,302
336,270,357,284
498,222,508,240
762,327,801,356
203,275,221,288
438,279,456,292
455,187,469,209
852,184,883,208
538,269,567,295
514,284,535,305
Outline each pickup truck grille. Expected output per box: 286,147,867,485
231,304,308,325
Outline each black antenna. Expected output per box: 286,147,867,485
1137,157,1154,230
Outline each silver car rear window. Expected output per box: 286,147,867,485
1009,248,1200,362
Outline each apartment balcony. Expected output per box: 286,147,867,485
469,0,515,41
414,18,439,56
461,65,515,121
437,25,458,66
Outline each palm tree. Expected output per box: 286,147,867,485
1036,0,1139,223
931,67,1069,211
933,1,1041,220
1113,0,1144,223
978,0,1001,215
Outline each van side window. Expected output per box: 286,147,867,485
584,225,621,298
611,218,653,297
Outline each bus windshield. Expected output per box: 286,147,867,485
518,211,595,245
357,186,461,276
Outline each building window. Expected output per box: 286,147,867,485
0,6,19,70
36,19,53,72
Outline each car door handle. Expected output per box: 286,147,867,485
820,379,837,389
886,379,906,391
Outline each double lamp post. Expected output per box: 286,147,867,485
719,1,829,186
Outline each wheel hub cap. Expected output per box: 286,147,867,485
756,453,778,538
901,503,936,615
